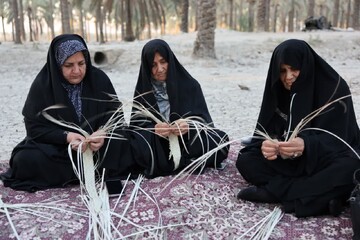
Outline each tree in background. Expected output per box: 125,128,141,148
180,0,189,32
308,0,315,17
0,0,7,41
11,0,21,43
257,0,270,31
354,0,360,29
1,0,360,44
248,0,256,32
193,0,216,58
333,0,340,27
124,0,135,41
60,0,71,34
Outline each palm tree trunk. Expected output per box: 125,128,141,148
308,0,315,17
60,0,71,34
288,0,295,32
346,0,351,28
248,0,256,32
353,0,360,29
1,15,6,41
333,0,340,27
228,0,234,29
180,0,189,32
11,0,21,43
27,6,33,41
193,0,216,59
124,0,135,41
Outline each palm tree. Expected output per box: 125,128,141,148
60,0,71,34
354,0,360,29
27,4,33,41
193,0,216,58
124,0,135,41
18,0,26,41
37,0,55,40
333,0,340,27
180,0,189,32
0,0,7,41
346,0,351,28
288,0,295,32
73,0,86,39
257,0,270,31
11,0,21,43
248,0,256,32
308,0,315,17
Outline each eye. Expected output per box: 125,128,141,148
63,64,72,68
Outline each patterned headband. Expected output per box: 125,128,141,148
55,39,87,66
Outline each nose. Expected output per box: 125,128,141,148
286,71,293,80
72,64,80,73
158,65,164,73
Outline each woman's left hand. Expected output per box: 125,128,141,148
171,119,189,136
87,129,106,152
278,137,305,159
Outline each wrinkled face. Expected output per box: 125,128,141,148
61,51,86,84
279,64,300,90
151,52,168,82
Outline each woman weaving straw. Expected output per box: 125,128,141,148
236,39,360,217
130,39,229,178
0,34,136,192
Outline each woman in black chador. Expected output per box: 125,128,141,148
130,39,229,178
236,39,360,217
1,34,135,192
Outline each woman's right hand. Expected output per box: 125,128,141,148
66,132,87,152
155,122,172,137
261,139,279,160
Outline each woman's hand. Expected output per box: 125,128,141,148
170,119,189,136
88,129,106,152
261,139,279,160
278,137,304,159
155,122,172,137
66,132,87,152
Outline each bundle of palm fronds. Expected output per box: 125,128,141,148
40,102,194,239
130,99,232,175
0,195,87,240
237,207,284,240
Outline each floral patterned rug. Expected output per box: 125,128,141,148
0,144,354,239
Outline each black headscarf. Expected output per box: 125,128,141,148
22,34,119,141
131,39,213,125
255,39,360,147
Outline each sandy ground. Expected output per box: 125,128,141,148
0,29,360,160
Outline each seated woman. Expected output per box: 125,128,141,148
236,39,360,217
0,34,135,192
130,39,229,178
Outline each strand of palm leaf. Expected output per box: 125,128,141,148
237,207,283,240
108,174,194,239
131,100,228,172
130,101,185,171
0,195,87,240
43,105,188,239
249,94,351,156
42,105,130,239
160,138,235,193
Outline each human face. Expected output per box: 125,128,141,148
151,52,168,82
279,64,300,90
61,51,86,84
